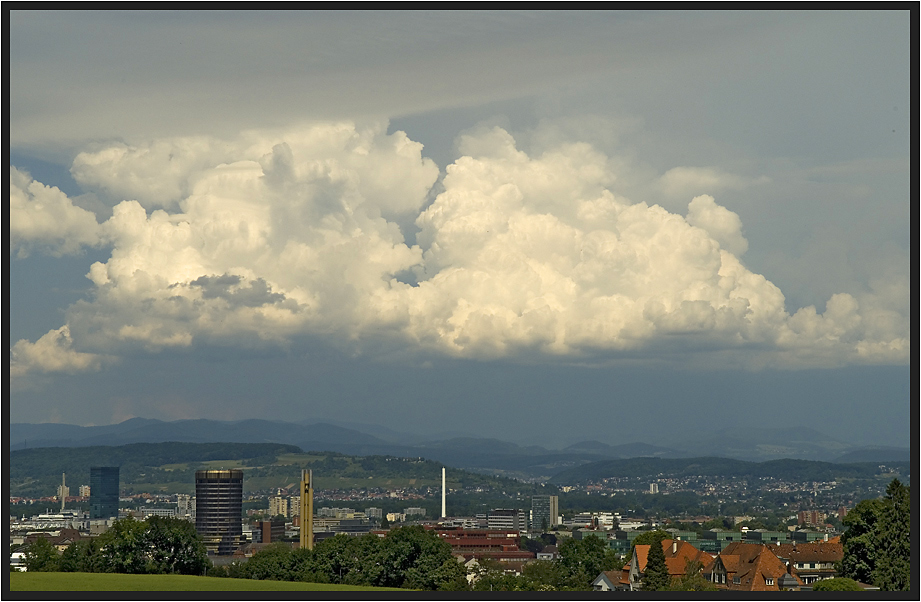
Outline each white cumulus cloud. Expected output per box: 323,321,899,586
9,122,909,376
10,326,107,378
686,194,749,256
10,166,103,257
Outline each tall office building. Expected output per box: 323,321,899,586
90,467,120,519
195,469,244,555
531,495,559,531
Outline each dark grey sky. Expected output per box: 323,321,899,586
10,11,910,447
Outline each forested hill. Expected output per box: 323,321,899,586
9,442,300,497
548,456,910,485
8,442,535,498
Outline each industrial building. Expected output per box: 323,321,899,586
195,469,244,555
89,466,119,519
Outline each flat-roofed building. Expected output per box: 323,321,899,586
257,519,286,543
195,469,244,555
488,509,528,533
531,495,559,531
90,467,119,519
269,496,289,518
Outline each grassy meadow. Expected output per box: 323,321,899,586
9,572,401,591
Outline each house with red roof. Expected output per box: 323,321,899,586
772,539,843,585
704,542,804,591
619,539,714,591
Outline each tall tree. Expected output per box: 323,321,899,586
558,537,618,590
144,516,210,575
373,526,465,590
872,479,910,591
242,542,296,581
521,559,564,591
59,538,103,573
641,539,670,591
96,516,150,573
838,497,884,583
22,537,60,572
631,529,670,550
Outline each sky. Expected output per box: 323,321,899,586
9,11,911,448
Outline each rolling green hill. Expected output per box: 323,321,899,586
8,442,535,498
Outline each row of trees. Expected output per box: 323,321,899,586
21,516,210,575
838,478,910,591
209,526,467,590
469,537,620,591
208,529,619,591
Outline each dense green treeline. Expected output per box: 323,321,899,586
20,516,209,575
208,530,619,591
209,527,467,590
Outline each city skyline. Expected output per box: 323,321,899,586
9,11,910,448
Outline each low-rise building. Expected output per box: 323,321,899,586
773,539,843,585
620,539,714,591
704,542,804,591
487,509,527,533
593,570,625,591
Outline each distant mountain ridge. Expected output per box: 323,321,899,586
10,418,389,451
562,440,681,458
9,418,909,479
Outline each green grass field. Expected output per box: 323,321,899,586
9,572,401,591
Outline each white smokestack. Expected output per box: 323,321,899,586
441,468,446,518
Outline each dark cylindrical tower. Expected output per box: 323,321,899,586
195,469,243,555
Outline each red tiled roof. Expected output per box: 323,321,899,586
625,539,714,577
705,542,804,591
621,539,714,587
773,541,843,564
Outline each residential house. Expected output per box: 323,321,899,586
620,539,714,591
704,542,804,591
536,544,559,561
592,570,625,591
772,539,843,585
22,528,91,552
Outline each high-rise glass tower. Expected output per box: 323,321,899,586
89,466,120,519
531,495,559,532
195,469,243,555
